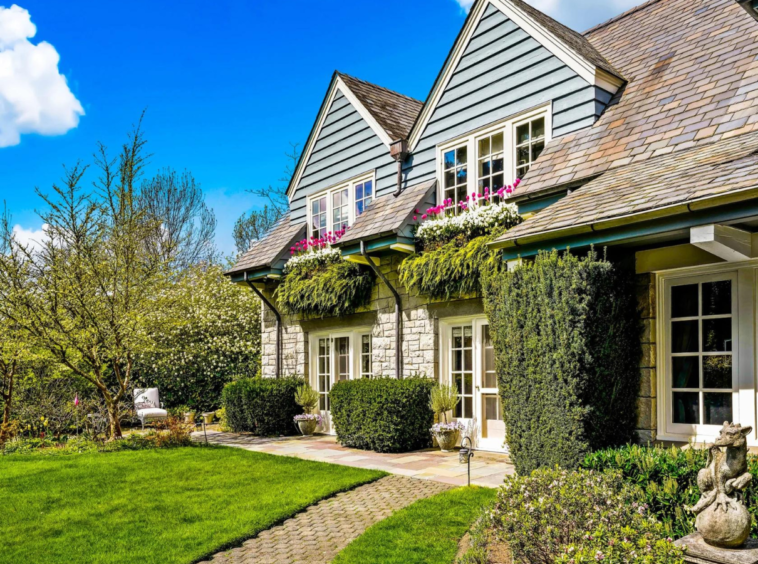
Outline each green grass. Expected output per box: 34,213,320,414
333,486,497,564
1,446,384,564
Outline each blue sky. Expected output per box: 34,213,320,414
0,0,639,256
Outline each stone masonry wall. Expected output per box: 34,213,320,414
636,272,657,443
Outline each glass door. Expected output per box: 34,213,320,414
479,324,505,450
314,333,353,434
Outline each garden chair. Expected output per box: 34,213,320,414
134,388,168,430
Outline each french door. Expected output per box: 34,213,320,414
442,318,506,452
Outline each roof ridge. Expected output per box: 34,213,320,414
583,0,665,36
337,71,424,105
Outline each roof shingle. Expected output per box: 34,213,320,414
225,215,306,275
516,0,758,198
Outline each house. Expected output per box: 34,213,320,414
226,0,758,451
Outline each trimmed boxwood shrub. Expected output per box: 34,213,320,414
482,249,641,474
330,377,435,453
222,376,303,435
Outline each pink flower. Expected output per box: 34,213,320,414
422,214,427,220
413,216,417,221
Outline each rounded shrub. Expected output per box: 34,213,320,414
222,376,304,436
330,377,435,453
482,249,641,474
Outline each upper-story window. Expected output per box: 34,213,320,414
307,173,375,238
437,106,550,207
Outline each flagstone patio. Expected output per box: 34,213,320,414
193,430,515,488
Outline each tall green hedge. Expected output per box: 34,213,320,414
330,377,435,453
222,376,303,435
482,250,641,474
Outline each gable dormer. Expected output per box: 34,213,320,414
402,0,624,194
287,73,422,237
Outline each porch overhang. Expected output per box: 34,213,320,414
228,268,284,285
339,234,416,258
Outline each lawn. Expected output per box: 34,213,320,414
333,486,497,564
1,446,384,564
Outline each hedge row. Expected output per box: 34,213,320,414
222,376,303,436
330,377,435,453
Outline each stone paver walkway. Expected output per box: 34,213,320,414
197,475,451,564
194,431,515,488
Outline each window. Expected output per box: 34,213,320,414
515,116,546,180
477,133,504,198
437,107,550,206
317,337,331,410
443,145,468,214
482,325,497,389
307,173,375,238
669,279,734,426
360,334,373,378
451,325,474,418
355,179,373,217
335,336,350,382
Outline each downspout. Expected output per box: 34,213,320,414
245,272,282,378
361,241,403,378
391,139,409,197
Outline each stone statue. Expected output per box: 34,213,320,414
686,422,753,548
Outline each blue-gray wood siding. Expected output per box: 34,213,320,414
289,90,399,223
402,2,612,189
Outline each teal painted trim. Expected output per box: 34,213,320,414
517,192,565,215
228,268,283,284
339,235,415,256
500,199,758,261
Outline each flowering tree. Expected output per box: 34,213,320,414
136,264,260,412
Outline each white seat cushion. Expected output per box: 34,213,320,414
134,388,160,409
137,408,168,419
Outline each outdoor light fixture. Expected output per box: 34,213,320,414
737,0,758,21
459,436,475,486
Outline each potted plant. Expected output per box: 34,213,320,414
430,383,462,452
294,383,320,436
202,412,215,425
184,408,196,425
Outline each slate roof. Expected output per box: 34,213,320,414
338,73,424,142
516,0,758,198
336,179,437,245
225,215,306,276
495,130,758,246
509,0,623,80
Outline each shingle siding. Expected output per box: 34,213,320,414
290,90,397,223
402,4,608,189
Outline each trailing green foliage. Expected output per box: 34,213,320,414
582,444,758,539
222,376,304,435
482,250,641,474
399,234,501,300
330,377,435,453
491,467,684,564
276,258,374,318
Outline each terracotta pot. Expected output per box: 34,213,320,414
435,429,460,452
297,419,318,436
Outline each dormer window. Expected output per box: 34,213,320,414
307,172,375,238
436,105,551,205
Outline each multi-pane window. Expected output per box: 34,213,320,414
317,337,331,411
515,116,546,180
482,394,502,437
332,188,349,233
443,146,468,214
482,325,497,389
477,133,504,199
311,196,328,239
335,337,350,382
670,279,734,426
355,180,373,217
360,334,372,378
452,325,474,418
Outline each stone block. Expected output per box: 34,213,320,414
636,397,656,430
675,533,758,563
639,368,657,398
640,343,657,369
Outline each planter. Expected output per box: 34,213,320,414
297,419,318,436
435,429,460,452
202,412,215,425
184,411,196,424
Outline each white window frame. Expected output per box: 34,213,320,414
435,104,551,207
656,261,758,445
306,171,375,238
359,333,373,378
308,327,374,395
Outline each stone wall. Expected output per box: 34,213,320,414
636,272,657,443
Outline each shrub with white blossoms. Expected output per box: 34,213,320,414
283,228,346,273
414,180,522,249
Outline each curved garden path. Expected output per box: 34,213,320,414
197,475,451,564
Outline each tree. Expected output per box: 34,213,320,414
138,168,218,269
136,264,260,412
233,142,300,254
0,119,174,439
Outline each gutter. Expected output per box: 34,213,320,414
360,241,403,378
245,272,282,378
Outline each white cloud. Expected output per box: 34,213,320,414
454,0,475,12
12,223,48,251
0,5,84,148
